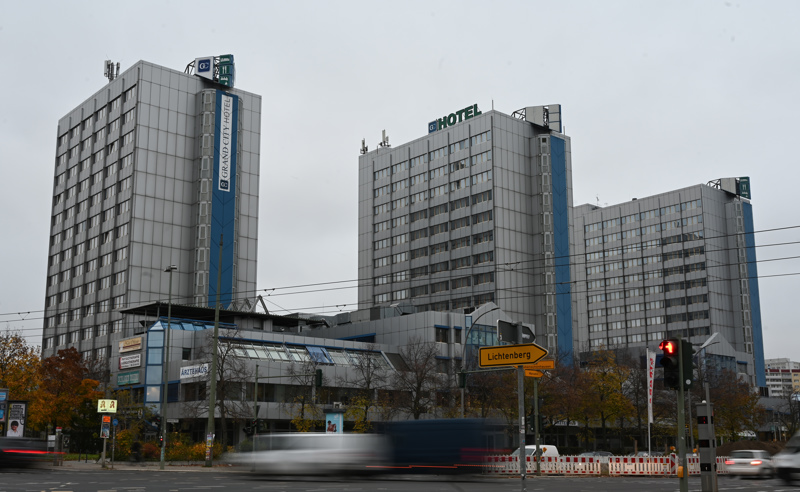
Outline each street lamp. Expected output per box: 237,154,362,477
460,305,501,418
160,265,177,470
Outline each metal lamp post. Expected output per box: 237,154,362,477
160,265,177,470
460,305,500,418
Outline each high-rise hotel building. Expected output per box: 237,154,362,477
42,59,261,362
571,179,765,386
358,104,574,356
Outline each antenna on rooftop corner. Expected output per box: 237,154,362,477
104,60,120,82
360,138,368,155
379,130,390,148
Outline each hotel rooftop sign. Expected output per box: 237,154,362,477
428,104,481,133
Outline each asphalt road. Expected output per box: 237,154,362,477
0,463,798,492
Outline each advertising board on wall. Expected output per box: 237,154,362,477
119,337,142,353
119,353,142,369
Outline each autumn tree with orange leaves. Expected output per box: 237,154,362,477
28,347,103,433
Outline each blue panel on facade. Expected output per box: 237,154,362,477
550,136,573,360
742,202,766,387
209,90,239,307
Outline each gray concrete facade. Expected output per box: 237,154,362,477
571,182,765,387
358,105,574,355
43,60,261,363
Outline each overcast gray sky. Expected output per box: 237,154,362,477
2,1,799,360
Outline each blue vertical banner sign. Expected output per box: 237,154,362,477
550,136,573,360
209,90,239,307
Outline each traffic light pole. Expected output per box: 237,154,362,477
677,337,688,492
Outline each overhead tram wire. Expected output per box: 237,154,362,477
10,224,800,322
9,266,800,326
8,248,800,322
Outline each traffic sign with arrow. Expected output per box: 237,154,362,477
479,343,548,368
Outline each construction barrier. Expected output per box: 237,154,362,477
608,456,674,476
485,454,733,477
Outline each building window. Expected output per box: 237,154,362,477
435,327,449,343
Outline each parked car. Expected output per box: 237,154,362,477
775,432,800,484
724,449,775,479
511,444,559,458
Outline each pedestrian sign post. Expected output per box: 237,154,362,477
479,343,548,368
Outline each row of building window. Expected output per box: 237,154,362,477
583,199,702,233
589,326,711,348
45,294,127,325
43,321,124,349
57,122,134,171
375,267,495,288
584,215,703,246
586,246,705,274
587,279,708,304
373,169,493,215
52,177,132,224
54,154,133,203
373,131,492,181
57,86,136,149
375,192,493,232
586,263,706,290
589,308,710,330
376,248,494,269
47,270,127,303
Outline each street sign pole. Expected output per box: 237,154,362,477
518,364,526,492
517,323,526,492
534,378,541,476
678,337,688,492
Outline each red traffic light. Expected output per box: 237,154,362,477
659,340,676,354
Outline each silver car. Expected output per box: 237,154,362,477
725,450,775,478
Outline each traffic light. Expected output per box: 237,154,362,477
681,339,695,390
315,369,323,388
659,339,680,389
158,435,164,448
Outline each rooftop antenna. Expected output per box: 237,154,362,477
104,60,120,82
379,130,390,148
360,138,368,155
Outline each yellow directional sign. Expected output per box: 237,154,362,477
528,359,556,370
525,369,545,378
479,343,549,368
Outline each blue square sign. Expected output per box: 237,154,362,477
428,121,438,133
197,58,212,73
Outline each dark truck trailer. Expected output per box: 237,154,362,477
382,419,493,474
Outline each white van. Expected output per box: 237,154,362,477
511,444,559,458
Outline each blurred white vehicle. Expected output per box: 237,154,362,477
231,433,390,476
724,449,775,478
775,432,800,484
511,444,559,458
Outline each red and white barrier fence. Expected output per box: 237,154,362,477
484,454,734,477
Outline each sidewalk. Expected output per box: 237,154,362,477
58,459,242,472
